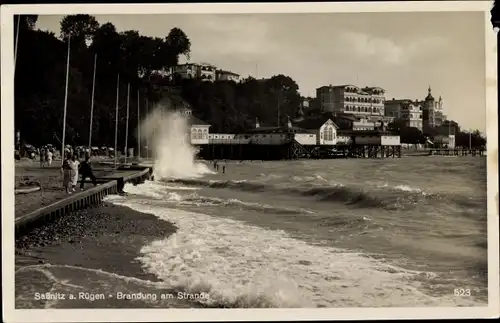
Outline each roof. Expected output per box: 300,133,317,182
425,86,435,101
332,113,358,122
187,115,210,126
296,116,338,130
336,129,394,135
352,130,393,136
246,126,314,134
217,70,240,76
386,99,412,103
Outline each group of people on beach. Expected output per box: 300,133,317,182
38,147,54,167
61,153,97,194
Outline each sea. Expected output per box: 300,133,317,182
17,111,489,309
105,155,488,308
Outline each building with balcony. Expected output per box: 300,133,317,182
384,99,423,131
216,70,240,82
316,84,386,117
168,62,219,82
173,64,198,79
197,62,217,81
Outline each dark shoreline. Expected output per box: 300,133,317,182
14,201,200,308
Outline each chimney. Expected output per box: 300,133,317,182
255,117,260,129
287,116,292,129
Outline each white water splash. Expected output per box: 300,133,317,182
102,182,483,308
140,105,214,179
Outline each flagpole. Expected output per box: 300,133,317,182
14,15,21,74
137,89,141,159
146,97,149,160
88,53,97,150
124,83,130,164
61,36,71,165
469,131,472,150
114,74,120,168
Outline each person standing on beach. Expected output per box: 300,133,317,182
69,154,80,192
39,148,46,168
46,149,53,166
79,155,97,190
61,153,73,194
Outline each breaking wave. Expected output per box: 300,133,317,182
162,178,481,211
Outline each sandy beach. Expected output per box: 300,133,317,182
14,201,205,308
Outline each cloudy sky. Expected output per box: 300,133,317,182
36,12,487,132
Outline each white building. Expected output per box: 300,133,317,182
216,70,240,82
316,85,385,117
352,119,377,131
169,62,218,82
384,99,423,131
296,116,339,145
177,107,211,145
351,131,401,146
434,134,455,148
173,64,198,79
198,62,217,81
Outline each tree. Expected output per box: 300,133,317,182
399,127,425,144
60,14,99,43
387,118,406,134
14,15,192,149
164,27,191,63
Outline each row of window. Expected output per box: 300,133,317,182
344,97,384,104
353,127,374,131
401,114,422,119
344,88,383,95
191,128,208,140
344,106,383,114
401,105,423,111
407,121,422,128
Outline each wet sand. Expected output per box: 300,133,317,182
14,202,201,308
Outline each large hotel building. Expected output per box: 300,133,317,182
384,87,445,133
384,99,423,131
316,85,386,118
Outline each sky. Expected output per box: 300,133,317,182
36,12,488,132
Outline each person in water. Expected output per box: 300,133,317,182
79,155,97,190
222,165,226,174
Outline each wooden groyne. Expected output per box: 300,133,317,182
15,167,153,236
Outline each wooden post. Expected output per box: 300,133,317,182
137,89,141,159
61,36,71,165
114,74,120,168
88,53,97,150
124,83,130,163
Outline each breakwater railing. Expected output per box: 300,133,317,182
15,167,153,236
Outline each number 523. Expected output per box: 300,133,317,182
454,288,471,296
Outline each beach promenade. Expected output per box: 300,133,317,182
15,158,153,233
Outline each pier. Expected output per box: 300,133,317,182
428,148,485,157
15,166,153,236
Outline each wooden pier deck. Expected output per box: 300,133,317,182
15,167,153,236
428,148,486,157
